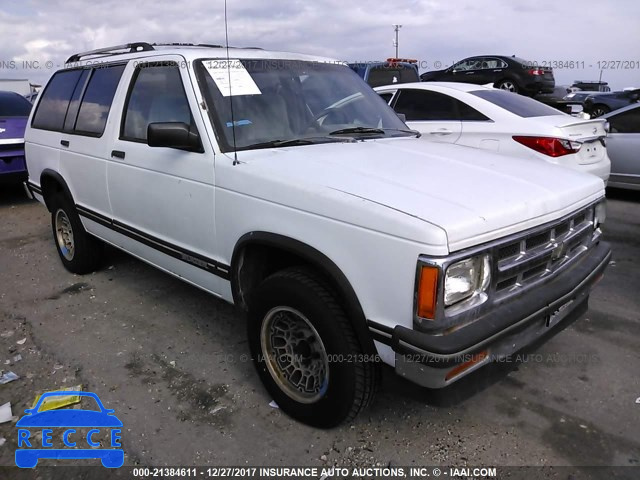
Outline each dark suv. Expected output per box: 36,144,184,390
420,55,555,96
583,89,640,117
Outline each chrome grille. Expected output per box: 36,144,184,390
494,206,597,300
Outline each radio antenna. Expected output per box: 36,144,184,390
224,0,239,165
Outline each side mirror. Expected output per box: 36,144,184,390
147,122,203,152
396,113,407,123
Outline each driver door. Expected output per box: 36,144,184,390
107,57,223,292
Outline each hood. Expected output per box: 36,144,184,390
0,117,28,141
231,138,604,252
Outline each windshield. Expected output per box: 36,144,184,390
471,89,565,118
195,59,413,151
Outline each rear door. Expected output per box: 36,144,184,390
392,89,462,142
481,57,508,85
606,106,640,188
58,65,126,219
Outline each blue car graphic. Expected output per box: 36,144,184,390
15,391,124,468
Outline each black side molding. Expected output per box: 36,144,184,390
75,204,230,280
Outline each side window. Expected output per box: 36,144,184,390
32,70,84,131
452,58,478,71
393,89,458,121
608,108,640,133
483,58,504,69
456,100,490,121
377,92,394,104
63,69,90,131
122,64,193,142
75,65,126,135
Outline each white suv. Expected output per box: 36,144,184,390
24,43,611,427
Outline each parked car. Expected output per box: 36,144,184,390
569,80,610,92
348,58,419,87
0,90,32,183
419,55,555,95
602,103,640,190
374,82,610,183
583,88,640,117
25,43,610,427
563,91,609,103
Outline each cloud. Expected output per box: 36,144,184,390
1,0,639,89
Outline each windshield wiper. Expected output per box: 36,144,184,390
245,137,348,150
329,127,386,136
328,127,420,138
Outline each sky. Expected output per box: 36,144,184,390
1,0,639,90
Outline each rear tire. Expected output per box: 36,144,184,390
50,193,103,274
496,79,519,93
247,267,379,428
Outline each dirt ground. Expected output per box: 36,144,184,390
0,184,639,479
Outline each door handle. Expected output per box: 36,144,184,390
111,150,126,159
60,140,69,147
429,129,453,135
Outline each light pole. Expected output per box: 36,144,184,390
392,24,402,58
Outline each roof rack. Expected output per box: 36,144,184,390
66,42,155,63
66,42,263,64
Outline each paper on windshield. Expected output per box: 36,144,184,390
203,59,261,97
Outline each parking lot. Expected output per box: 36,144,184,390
0,184,639,477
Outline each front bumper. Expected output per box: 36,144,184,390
393,241,611,388
0,152,27,183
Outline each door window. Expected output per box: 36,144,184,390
121,63,194,142
608,107,640,133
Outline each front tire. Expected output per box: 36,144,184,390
50,193,103,274
247,267,379,427
590,104,610,117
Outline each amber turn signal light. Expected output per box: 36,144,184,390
417,265,439,320
445,351,489,382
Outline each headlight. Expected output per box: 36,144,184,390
444,255,491,306
594,200,607,227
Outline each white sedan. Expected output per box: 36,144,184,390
374,82,611,183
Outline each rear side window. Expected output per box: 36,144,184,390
0,92,32,117
32,70,84,130
74,65,126,135
121,63,193,142
471,89,564,117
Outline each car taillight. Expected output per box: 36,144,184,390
513,136,581,157
528,69,544,75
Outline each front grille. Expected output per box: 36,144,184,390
493,206,596,299
0,142,25,153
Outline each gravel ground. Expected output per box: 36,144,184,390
0,184,639,480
